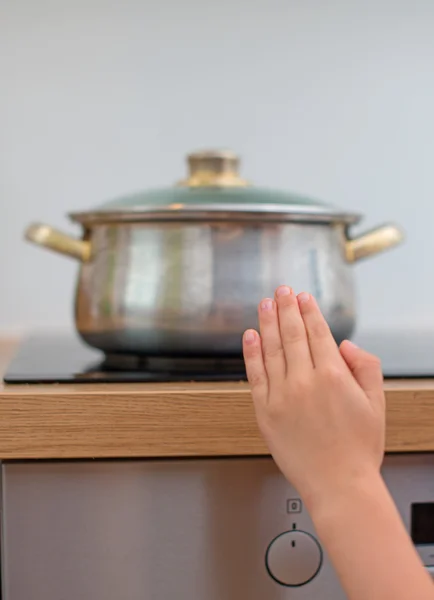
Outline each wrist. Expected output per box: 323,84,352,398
301,465,434,600
303,466,386,529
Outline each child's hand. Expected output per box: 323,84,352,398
243,288,434,600
242,286,385,510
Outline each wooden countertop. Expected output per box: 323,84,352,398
0,338,434,460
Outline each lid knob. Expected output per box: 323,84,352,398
178,149,249,188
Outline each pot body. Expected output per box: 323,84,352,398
74,220,356,356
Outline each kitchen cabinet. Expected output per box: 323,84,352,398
1,337,434,599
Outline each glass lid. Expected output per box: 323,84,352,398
69,150,361,225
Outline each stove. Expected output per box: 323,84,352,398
4,330,434,384
3,335,248,383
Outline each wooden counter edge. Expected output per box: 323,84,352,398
0,338,434,460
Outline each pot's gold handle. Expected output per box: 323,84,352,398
346,223,404,263
25,223,91,262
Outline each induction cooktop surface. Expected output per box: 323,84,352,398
3,331,434,384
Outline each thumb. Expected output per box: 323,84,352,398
339,340,384,399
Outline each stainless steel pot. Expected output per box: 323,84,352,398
25,150,404,357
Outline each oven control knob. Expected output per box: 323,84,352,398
265,530,323,587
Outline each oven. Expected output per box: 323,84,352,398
1,453,434,599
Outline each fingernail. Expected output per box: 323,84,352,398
276,286,292,297
260,298,273,311
344,340,358,349
244,330,257,344
298,292,310,304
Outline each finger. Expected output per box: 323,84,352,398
274,286,313,372
340,340,384,402
258,298,286,382
242,329,269,403
297,292,342,367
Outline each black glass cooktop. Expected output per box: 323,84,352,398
3,331,434,384
3,335,248,384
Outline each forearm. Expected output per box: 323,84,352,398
308,470,434,600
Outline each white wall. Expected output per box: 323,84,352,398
1,0,433,335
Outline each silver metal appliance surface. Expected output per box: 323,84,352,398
2,453,433,600
24,149,403,357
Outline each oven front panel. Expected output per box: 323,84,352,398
2,454,434,599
